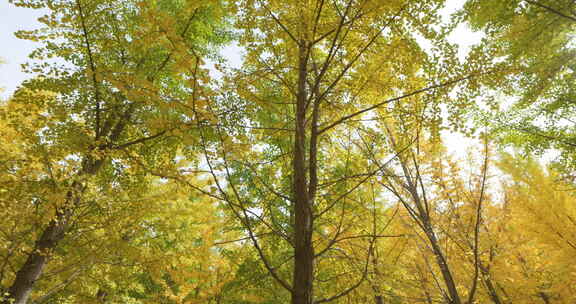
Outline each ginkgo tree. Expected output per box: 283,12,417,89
0,0,229,303
4,0,576,303
491,154,576,303
194,0,478,303
461,0,576,178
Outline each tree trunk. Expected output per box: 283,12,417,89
480,267,504,304
371,247,384,304
3,158,101,304
291,40,314,304
425,226,462,304
3,219,66,304
538,292,551,304
403,177,462,304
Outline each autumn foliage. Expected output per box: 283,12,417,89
1,0,576,303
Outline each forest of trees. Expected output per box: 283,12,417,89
1,0,576,303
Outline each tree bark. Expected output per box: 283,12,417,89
480,266,504,304
371,247,384,304
538,292,551,304
425,226,462,304
3,182,80,304
291,40,314,304
4,220,66,304
3,158,101,304
397,159,462,304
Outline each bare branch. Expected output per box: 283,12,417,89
524,0,576,23
260,1,300,45
150,9,198,81
75,0,101,139
319,74,476,134
314,233,375,304
315,136,414,221
196,96,294,292
213,232,274,246
113,130,168,149
313,3,406,108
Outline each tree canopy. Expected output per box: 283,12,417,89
1,0,576,304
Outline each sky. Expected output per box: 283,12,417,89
0,1,46,99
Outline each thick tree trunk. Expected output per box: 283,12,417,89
3,218,66,304
291,40,314,304
3,158,100,304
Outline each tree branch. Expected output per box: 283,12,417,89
260,1,300,45
75,0,101,139
319,74,476,134
524,0,576,23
